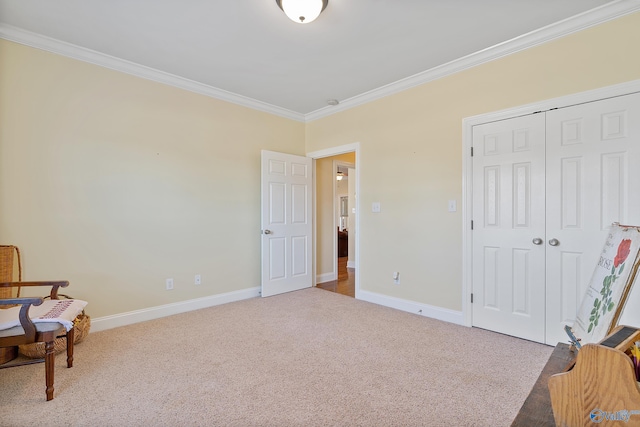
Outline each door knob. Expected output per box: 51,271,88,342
532,238,543,245
263,229,272,235
548,238,560,246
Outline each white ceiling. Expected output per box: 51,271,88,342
0,0,637,121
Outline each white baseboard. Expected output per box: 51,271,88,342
346,260,355,269
91,287,261,332
91,286,463,332
316,272,336,284
357,290,464,326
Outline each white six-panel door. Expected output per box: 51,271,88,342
545,92,640,344
472,92,640,345
472,114,547,342
261,150,313,297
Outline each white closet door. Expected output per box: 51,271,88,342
545,92,640,345
472,114,547,342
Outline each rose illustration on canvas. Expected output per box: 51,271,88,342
588,239,632,333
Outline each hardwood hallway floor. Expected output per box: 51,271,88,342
316,257,355,297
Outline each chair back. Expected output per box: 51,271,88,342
0,245,21,363
0,245,21,301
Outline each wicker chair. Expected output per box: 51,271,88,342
0,246,86,400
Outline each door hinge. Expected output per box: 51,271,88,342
471,293,474,303
471,220,474,230
470,146,474,157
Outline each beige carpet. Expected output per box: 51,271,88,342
1,288,553,427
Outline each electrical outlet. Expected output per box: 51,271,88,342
195,274,201,285
166,278,174,290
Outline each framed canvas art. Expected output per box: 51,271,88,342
571,223,640,345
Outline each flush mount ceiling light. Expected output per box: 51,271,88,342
276,0,328,24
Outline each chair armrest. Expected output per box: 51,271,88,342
0,281,69,299
0,297,43,342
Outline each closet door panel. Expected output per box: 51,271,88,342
472,114,546,342
545,92,640,345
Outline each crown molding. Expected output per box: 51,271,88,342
1,1,638,124
0,23,306,123
305,0,640,122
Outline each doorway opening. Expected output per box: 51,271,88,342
318,161,355,297
307,143,360,299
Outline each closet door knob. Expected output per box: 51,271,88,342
549,238,560,246
263,229,272,235
532,238,543,245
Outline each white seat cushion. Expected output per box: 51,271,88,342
0,321,64,338
0,299,87,334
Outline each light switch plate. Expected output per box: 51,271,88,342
372,202,381,213
448,200,457,212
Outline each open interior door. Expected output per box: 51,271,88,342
261,150,313,297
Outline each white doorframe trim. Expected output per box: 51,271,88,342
307,142,361,298
462,79,640,327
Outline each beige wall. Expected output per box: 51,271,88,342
2,12,640,321
315,153,355,279
306,12,640,311
0,39,305,318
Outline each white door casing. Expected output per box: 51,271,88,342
261,150,313,297
470,90,640,345
463,81,640,331
307,142,361,298
471,113,547,342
